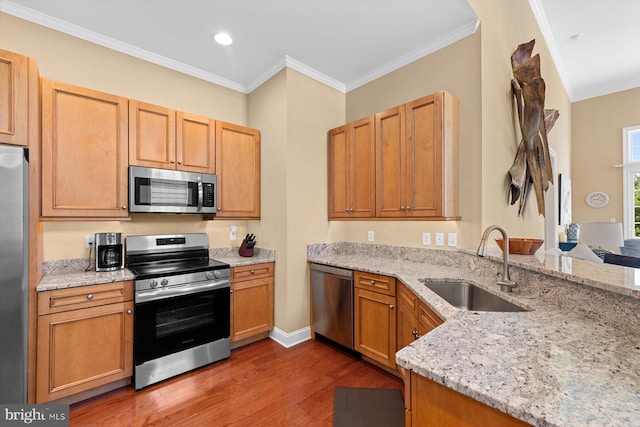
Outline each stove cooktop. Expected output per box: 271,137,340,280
128,258,229,280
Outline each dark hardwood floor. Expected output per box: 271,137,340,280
70,338,403,426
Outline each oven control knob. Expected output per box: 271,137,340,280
150,280,158,289
161,279,168,287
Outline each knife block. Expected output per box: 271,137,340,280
238,241,254,257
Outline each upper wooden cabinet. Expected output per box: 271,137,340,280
41,79,129,219
377,91,459,219
0,49,30,146
215,121,260,219
129,100,215,174
328,116,375,219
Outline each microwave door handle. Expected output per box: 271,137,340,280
197,176,203,210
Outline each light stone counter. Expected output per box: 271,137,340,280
307,242,640,427
37,247,275,291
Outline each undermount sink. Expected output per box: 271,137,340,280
418,279,527,312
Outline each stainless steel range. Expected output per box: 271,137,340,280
126,233,230,390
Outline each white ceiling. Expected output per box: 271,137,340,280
1,0,638,101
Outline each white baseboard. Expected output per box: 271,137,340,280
269,326,311,348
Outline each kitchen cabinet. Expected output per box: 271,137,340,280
36,281,133,403
0,49,31,146
397,282,443,350
328,116,375,218
376,91,459,219
410,373,530,427
41,79,129,219
230,263,274,345
215,121,261,219
354,271,396,369
129,100,215,174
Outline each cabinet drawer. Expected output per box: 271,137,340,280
232,263,274,282
38,281,133,315
354,270,396,296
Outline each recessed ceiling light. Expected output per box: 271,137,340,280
569,33,583,41
214,32,233,46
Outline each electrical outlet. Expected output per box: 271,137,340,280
422,232,431,245
367,231,374,242
448,233,457,247
435,233,444,246
85,234,95,248
230,225,237,240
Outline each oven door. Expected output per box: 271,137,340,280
134,285,230,365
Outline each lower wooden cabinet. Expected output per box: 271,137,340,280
354,271,396,369
397,282,443,350
230,263,274,343
36,282,133,403
410,373,530,426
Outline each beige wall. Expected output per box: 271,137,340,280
340,31,482,249
469,0,572,241
0,12,252,260
249,69,344,332
571,87,640,225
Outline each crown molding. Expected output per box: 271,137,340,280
528,0,574,101
573,76,640,103
345,18,480,92
0,0,248,93
284,56,346,93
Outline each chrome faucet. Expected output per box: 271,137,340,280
477,225,517,292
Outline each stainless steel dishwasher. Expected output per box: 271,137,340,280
311,264,354,349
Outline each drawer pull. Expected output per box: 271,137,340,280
250,270,255,274
370,280,375,285
87,294,93,300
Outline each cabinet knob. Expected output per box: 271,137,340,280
170,160,175,164
250,270,255,274
127,309,132,315
412,329,420,339
218,207,222,211
389,304,394,309
400,206,405,210
178,161,182,164
370,280,375,285
122,205,127,210
87,294,93,300
406,206,411,211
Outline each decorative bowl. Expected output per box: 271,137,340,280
495,238,544,255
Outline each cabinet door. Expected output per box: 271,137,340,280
418,300,443,335
376,105,405,217
231,276,274,342
129,100,176,169
349,116,375,217
0,50,28,146
405,93,441,217
215,121,260,218
354,288,396,369
176,112,215,174
328,125,349,218
41,79,129,218
397,283,419,350
36,301,133,403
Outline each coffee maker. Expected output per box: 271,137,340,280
95,233,124,271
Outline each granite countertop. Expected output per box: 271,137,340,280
38,247,276,291
307,242,640,427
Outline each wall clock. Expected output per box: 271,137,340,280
585,191,609,208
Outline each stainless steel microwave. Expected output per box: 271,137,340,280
129,166,217,214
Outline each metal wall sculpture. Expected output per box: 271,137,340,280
509,39,559,217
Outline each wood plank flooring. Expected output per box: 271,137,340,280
69,338,403,426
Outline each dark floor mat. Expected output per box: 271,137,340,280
333,387,404,427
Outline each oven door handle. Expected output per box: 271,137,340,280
197,176,203,210
135,279,229,304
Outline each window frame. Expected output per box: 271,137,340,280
622,125,640,239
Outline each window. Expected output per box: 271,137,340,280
622,125,640,238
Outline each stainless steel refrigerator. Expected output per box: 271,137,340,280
0,144,28,403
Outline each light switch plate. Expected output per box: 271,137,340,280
368,231,374,242
85,234,95,248
448,233,457,247
422,232,431,245
435,233,444,246
230,225,238,240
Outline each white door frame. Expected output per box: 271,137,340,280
544,148,558,251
